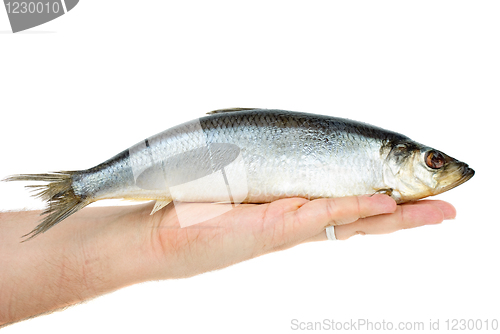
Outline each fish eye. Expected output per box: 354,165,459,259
425,151,445,169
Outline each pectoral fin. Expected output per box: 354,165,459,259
150,200,171,215
372,188,393,197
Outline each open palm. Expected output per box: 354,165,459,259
149,194,455,279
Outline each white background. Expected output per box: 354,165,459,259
1,1,498,333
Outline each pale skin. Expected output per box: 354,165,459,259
0,194,456,327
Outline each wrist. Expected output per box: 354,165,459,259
78,203,162,290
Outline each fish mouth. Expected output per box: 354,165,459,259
437,164,475,194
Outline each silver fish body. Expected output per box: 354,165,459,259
80,109,402,202
6,108,474,238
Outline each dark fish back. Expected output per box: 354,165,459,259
199,109,409,144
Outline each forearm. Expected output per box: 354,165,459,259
0,203,159,326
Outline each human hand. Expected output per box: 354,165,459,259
146,194,456,279
0,194,455,325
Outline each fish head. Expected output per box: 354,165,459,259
383,141,474,203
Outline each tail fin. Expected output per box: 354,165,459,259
3,172,92,241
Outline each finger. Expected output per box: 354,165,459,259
334,202,446,240
302,200,455,243
258,195,396,251
293,194,397,237
404,200,456,219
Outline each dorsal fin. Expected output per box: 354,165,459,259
207,108,258,115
